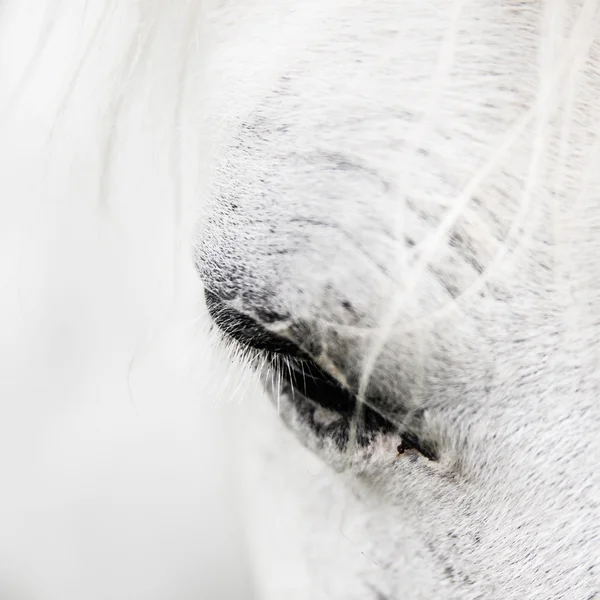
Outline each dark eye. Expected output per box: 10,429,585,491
205,289,358,415
282,356,359,417
204,289,436,460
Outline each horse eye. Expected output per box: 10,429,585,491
205,289,437,461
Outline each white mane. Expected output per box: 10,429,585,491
2,0,599,598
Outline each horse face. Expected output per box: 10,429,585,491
195,1,600,597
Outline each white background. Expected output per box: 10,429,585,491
0,2,256,598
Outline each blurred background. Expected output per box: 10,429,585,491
0,1,257,597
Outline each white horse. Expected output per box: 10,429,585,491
2,0,598,598
195,0,600,598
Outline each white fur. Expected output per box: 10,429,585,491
3,0,600,599
197,1,600,598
